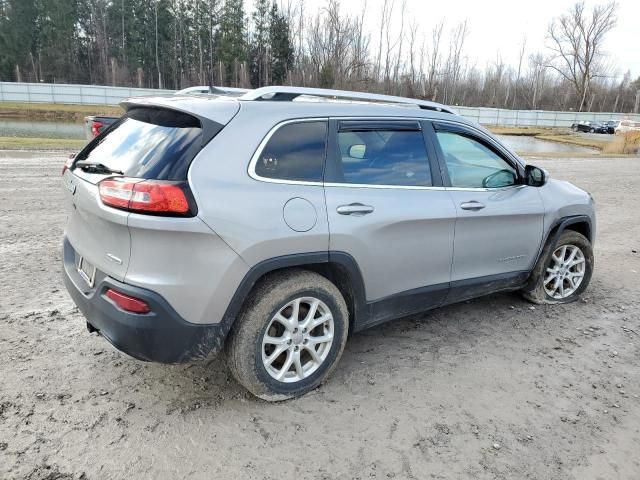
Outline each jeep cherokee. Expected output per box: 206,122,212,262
62,87,595,400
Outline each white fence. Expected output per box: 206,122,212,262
455,106,640,128
0,81,174,106
2,81,640,127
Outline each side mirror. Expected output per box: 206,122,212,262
525,165,548,187
348,144,366,159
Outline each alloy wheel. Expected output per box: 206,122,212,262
543,244,586,299
261,297,334,383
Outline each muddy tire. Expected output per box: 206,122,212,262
225,269,349,401
522,230,594,304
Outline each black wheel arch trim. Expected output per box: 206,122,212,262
531,214,593,271
221,251,368,336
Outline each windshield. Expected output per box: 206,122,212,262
75,107,202,180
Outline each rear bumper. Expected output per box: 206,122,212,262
63,238,226,363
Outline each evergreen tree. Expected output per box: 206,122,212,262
216,0,246,86
0,0,38,81
29,0,80,83
268,1,293,85
249,0,269,87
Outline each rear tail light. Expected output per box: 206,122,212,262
98,177,194,216
91,121,103,138
105,288,150,314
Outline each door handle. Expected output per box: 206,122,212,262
336,203,375,216
460,201,486,211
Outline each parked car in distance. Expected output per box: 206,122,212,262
602,120,619,134
570,120,608,133
615,120,640,134
84,115,119,139
63,86,596,400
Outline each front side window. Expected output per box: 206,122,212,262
255,121,327,182
436,131,517,188
336,128,432,186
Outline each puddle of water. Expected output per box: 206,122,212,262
495,134,598,154
0,119,84,139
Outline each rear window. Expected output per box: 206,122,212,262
76,107,203,180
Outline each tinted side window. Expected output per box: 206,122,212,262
336,129,431,186
255,121,327,182
436,131,517,188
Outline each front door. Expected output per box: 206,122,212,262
324,119,457,326
431,122,545,299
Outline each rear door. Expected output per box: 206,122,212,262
324,119,456,325
431,122,544,297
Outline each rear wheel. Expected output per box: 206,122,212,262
589,128,595,133
226,269,348,401
572,125,579,132
522,230,593,304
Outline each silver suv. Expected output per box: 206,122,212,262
62,87,595,400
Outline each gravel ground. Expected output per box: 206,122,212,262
1,152,639,480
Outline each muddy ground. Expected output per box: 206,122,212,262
1,152,639,480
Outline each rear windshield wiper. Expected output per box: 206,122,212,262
74,161,124,175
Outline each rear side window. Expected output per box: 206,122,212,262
255,121,327,182
76,107,203,180
336,127,432,186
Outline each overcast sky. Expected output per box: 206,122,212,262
251,0,639,79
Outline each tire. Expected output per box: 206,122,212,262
226,269,349,401
522,230,594,304
589,128,595,133
572,125,578,132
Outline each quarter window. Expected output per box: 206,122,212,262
436,131,517,188
255,121,327,182
336,128,432,186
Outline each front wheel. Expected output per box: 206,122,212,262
226,269,349,401
522,230,594,304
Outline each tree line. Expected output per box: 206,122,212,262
0,0,638,113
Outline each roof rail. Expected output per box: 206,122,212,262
240,86,456,114
175,85,251,97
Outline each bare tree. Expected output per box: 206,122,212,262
547,1,617,111
442,20,468,104
425,20,444,100
511,37,527,109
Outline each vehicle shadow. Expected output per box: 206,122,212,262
124,288,560,410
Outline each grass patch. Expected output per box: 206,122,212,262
487,126,561,136
0,102,122,121
535,134,606,150
0,136,87,150
602,131,640,155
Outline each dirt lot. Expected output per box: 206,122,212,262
1,152,639,480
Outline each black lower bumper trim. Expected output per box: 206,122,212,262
63,238,227,363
